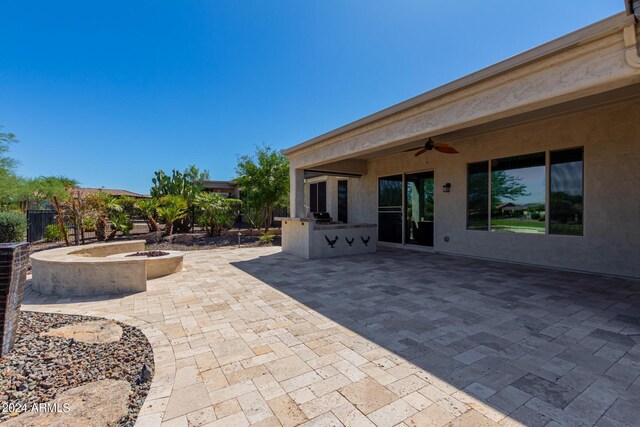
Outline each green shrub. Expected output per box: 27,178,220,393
258,232,276,245
0,211,27,243
82,216,96,232
44,224,64,242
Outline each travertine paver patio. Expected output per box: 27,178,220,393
22,247,640,427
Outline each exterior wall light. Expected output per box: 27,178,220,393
443,183,451,193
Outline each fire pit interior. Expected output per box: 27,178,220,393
125,251,170,258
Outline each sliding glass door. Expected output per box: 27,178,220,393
378,172,434,246
405,172,434,246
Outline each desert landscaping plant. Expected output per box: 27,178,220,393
235,145,289,232
84,191,123,241
151,165,209,233
157,195,188,236
195,192,242,237
258,231,276,245
0,211,27,242
108,212,134,239
135,198,160,232
43,223,64,242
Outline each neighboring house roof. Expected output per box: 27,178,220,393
73,188,151,198
283,12,635,156
502,205,527,211
203,181,239,191
495,202,516,209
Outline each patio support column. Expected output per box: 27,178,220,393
290,168,305,218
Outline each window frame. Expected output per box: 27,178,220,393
466,147,584,236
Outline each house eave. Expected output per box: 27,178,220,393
283,12,634,157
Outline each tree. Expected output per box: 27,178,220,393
151,165,209,233
195,192,242,237
85,191,123,241
157,195,188,236
150,165,209,201
235,146,289,232
0,126,22,210
0,126,18,175
23,176,79,209
0,127,80,213
490,170,529,206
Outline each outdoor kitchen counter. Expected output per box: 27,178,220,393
276,217,377,259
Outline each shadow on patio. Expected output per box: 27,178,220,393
232,247,640,426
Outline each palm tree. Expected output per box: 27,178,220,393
157,195,188,236
136,198,160,232
86,191,122,241
108,212,133,240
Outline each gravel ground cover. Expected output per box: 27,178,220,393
0,312,154,426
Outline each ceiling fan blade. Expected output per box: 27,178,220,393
403,147,422,152
434,145,459,154
414,148,428,157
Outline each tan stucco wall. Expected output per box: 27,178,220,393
341,101,640,278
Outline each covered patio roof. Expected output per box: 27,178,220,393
284,12,640,174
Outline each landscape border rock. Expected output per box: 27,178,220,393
0,311,154,426
3,379,131,427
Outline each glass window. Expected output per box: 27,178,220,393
491,153,546,234
309,183,318,213
309,182,326,213
317,181,327,212
337,180,348,223
550,148,583,235
467,162,489,230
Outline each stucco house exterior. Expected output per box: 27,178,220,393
279,7,640,279
203,180,241,198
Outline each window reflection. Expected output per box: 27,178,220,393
491,153,546,234
550,148,583,235
467,162,489,230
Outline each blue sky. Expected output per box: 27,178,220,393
0,1,622,194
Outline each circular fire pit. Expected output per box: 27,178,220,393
31,241,184,296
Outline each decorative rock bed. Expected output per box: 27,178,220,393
30,241,183,296
0,312,154,426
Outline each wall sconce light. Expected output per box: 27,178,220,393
442,183,451,193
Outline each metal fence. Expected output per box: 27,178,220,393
26,210,57,242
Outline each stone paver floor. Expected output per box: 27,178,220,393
23,247,640,427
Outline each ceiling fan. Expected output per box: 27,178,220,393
404,137,459,156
